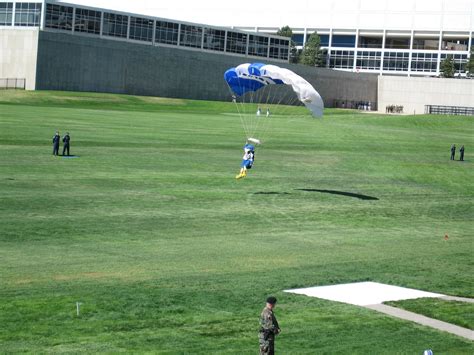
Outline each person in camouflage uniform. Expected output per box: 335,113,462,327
259,296,280,355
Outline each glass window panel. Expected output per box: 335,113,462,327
358,36,383,48
248,34,268,57
385,37,410,49
203,28,225,52
74,8,101,35
129,16,153,42
103,12,128,38
332,35,356,48
329,50,354,69
226,31,247,54
0,3,13,26
441,37,469,51
412,38,439,50
180,24,202,48
14,2,42,27
269,38,289,60
383,52,409,71
155,21,179,45
319,34,330,47
291,34,304,46
45,3,73,31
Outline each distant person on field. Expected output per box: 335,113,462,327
52,131,60,156
266,108,270,117
62,132,71,156
459,145,465,161
259,296,280,355
450,144,456,160
257,107,261,116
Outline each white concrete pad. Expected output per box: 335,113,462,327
284,281,445,306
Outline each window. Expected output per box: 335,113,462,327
74,8,101,35
129,16,153,42
412,38,439,50
203,28,225,52
385,37,410,49
103,12,128,38
226,31,247,54
441,37,469,51
155,21,179,45
441,54,468,73
356,51,381,70
329,50,354,69
331,35,356,48
383,52,409,71
180,24,202,48
319,34,330,47
269,37,289,60
45,3,73,31
0,2,13,26
358,36,383,48
14,2,42,27
411,53,438,72
248,35,268,57
291,34,304,46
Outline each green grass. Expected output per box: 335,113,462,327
0,90,473,353
386,298,474,330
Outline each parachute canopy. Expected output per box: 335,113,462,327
224,63,324,117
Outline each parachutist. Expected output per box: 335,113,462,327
236,144,255,179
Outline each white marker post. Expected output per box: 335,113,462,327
76,302,82,316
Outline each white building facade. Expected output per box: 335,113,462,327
234,0,474,77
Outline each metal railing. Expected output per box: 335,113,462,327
425,105,474,116
0,78,26,90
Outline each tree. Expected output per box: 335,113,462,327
299,32,325,67
440,55,455,78
466,46,474,77
276,25,298,63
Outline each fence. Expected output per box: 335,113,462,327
0,78,26,90
333,99,377,111
425,105,474,116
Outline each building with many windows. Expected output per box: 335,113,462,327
232,0,474,77
0,0,290,61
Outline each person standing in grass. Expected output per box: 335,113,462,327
459,145,465,161
450,144,456,160
62,132,71,156
259,296,280,355
52,131,60,156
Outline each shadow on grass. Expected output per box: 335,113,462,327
296,188,379,200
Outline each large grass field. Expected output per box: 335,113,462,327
0,90,473,353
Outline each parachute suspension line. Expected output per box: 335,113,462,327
226,83,250,141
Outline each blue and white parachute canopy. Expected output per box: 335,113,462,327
224,63,324,117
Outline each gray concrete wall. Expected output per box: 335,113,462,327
378,76,474,115
35,31,377,107
0,29,39,90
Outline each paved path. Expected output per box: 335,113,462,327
365,303,474,341
439,296,474,303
